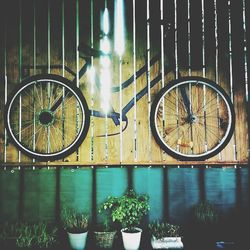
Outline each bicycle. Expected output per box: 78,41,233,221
4,29,235,162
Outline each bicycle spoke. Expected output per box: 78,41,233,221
203,109,226,116
34,83,44,109
53,93,74,113
35,126,44,150
196,95,218,114
164,125,179,136
166,91,186,114
49,127,59,152
198,121,220,140
10,120,33,126
51,125,65,151
195,125,206,152
14,123,34,136
50,90,64,109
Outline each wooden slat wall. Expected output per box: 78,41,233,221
0,0,249,165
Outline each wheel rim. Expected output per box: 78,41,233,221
152,78,234,159
6,77,89,159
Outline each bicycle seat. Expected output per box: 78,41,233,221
78,43,108,58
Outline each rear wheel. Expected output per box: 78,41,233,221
150,77,235,161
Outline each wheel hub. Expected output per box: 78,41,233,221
38,110,55,126
188,114,198,124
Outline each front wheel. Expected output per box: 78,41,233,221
150,77,235,161
5,74,90,161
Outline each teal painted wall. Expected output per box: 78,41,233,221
0,167,249,227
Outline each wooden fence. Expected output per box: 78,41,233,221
0,0,249,166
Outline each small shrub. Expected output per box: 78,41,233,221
99,189,150,233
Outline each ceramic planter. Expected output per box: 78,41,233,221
121,227,142,250
67,231,88,250
151,236,184,249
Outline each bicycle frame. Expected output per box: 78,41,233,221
22,52,173,131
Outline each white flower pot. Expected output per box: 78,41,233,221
151,236,184,249
121,227,142,250
67,231,88,250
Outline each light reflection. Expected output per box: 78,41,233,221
100,36,111,54
114,0,125,56
100,6,111,113
100,56,111,67
87,66,95,95
103,7,110,35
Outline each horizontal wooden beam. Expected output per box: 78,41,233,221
0,161,248,168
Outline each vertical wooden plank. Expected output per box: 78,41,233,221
145,0,161,163
231,0,248,162
0,2,6,163
63,0,77,162
215,0,235,162
20,0,34,163
242,0,250,161
177,0,188,73
50,0,62,76
91,0,107,164
136,0,149,163
160,0,176,163
119,0,138,163
146,0,153,162
105,0,121,164
190,0,202,72
78,0,92,164
206,0,220,162
5,0,20,163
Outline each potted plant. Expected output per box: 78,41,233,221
61,207,89,250
93,213,116,249
100,189,150,250
191,201,219,248
149,222,183,249
16,222,58,249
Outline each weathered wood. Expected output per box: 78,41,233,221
0,0,248,165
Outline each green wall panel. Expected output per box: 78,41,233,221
60,168,92,215
133,168,164,222
205,168,237,213
0,167,249,226
168,168,200,224
23,170,57,222
96,168,127,205
0,170,20,223
240,168,250,205
96,168,128,222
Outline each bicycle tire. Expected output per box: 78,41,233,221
150,76,235,161
5,74,90,161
